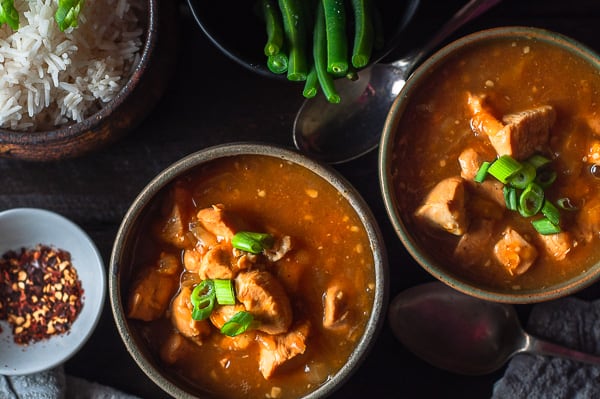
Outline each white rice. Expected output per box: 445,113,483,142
0,0,144,131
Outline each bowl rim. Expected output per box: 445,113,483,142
110,142,389,398
0,207,106,375
0,0,158,141
185,0,421,80
379,25,600,304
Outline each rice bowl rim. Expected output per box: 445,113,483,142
0,0,157,143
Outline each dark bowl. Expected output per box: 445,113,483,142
379,26,600,304
110,142,389,398
186,0,420,80
0,0,178,162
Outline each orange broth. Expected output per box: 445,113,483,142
128,154,375,398
391,36,600,292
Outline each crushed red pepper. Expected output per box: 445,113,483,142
0,244,84,345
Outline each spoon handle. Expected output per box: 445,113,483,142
527,335,600,366
395,0,503,71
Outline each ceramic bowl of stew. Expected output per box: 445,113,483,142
379,26,600,304
110,142,388,398
0,0,177,161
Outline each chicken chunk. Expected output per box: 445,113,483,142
171,285,212,342
127,252,180,321
468,93,555,160
156,186,195,248
458,147,506,207
160,332,195,365
263,235,293,262
538,231,573,261
257,321,310,379
575,198,600,243
323,283,350,331
235,270,293,335
414,176,469,236
198,244,235,280
454,219,496,267
196,204,245,242
493,227,538,275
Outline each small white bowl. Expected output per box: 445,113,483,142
0,208,105,375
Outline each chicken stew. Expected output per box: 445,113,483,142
124,154,376,398
390,33,600,292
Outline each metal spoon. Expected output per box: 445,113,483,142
293,0,502,164
387,281,600,375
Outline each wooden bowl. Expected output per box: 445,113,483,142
0,0,178,161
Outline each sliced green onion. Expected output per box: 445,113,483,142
535,169,557,188
221,311,254,336
474,161,491,183
190,280,215,321
541,200,560,226
487,155,523,184
532,217,561,235
503,185,518,211
556,197,578,211
507,162,536,189
55,0,85,31
231,231,274,254
526,154,551,169
518,182,544,217
0,0,19,30
214,279,236,305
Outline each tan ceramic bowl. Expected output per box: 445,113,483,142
0,0,177,161
110,142,388,398
379,26,600,304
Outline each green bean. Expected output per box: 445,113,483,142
322,0,348,76
314,2,340,103
350,0,374,68
303,66,319,98
267,52,289,74
278,0,309,81
260,0,284,56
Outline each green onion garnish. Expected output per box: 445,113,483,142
214,279,236,305
526,154,551,169
0,0,19,30
532,217,562,235
518,182,544,217
503,185,518,211
231,231,274,254
55,0,84,31
487,155,523,184
556,197,578,211
541,200,560,226
190,280,216,321
474,161,491,183
507,162,536,189
535,169,557,188
220,311,254,337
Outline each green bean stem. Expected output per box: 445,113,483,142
322,0,348,76
314,2,341,103
261,0,284,56
267,52,289,74
278,0,309,81
303,66,319,98
350,0,374,68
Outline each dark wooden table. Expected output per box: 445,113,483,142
1,0,599,397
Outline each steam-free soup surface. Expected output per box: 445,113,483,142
391,36,600,292
126,154,375,398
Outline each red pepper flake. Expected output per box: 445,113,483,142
0,244,84,346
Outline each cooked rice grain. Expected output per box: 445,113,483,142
0,0,144,131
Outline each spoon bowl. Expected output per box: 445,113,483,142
388,282,600,375
293,0,502,164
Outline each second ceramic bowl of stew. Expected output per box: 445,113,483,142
110,142,388,398
379,26,600,304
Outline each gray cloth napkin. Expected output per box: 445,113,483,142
0,366,140,399
492,297,600,398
